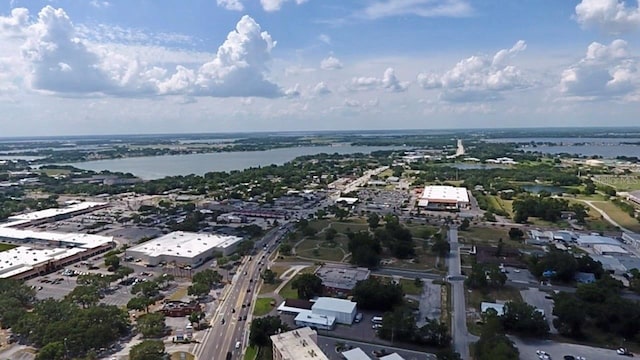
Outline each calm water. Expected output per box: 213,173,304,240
64,145,403,180
487,137,640,158
486,137,640,144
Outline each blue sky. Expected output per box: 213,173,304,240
0,0,639,136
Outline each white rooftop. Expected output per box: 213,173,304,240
380,354,405,360
270,327,328,360
294,310,336,327
127,231,243,258
8,202,107,222
577,235,621,246
421,185,469,203
0,227,113,249
593,244,629,254
342,348,372,360
481,302,505,316
0,246,85,278
312,297,357,314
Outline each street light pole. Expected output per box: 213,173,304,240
63,337,68,360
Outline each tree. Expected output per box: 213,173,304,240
77,273,111,292
279,243,292,256
473,313,519,360
379,306,416,342
66,285,100,308
104,255,120,270
129,340,165,360
348,231,382,268
352,278,404,312
192,269,222,288
508,227,524,240
115,266,135,280
431,238,450,257
552,292,586,337
189,311,204,328
261,269,277,284
466,263,506,290
501,301,549,337
459,218,470,231
127,296,155,313
188,282,210,298
137,312,166,338
291,273,323,300
249,316,288,347
367,213,380,229
324,228,338,241
415,318,451,347
36,341,65,360
132,281,160,298
529,249,578,282
236,240,255,256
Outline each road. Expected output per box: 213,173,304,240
447,227,473,360
193,226,289,360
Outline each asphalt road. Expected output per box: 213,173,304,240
193,226,288,360
447,227,472,360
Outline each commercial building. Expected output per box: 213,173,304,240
271,327,329,360
126,231,244,267
315,265,370,296
294,311,336,330
622,232,640,249
577,234,622,247
417,185,469,210
593,244,629,256
380,354,406,360
627,190,640,205
342,348,371,360
311,297,357,325
0,202,115,280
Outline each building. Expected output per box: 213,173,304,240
577,234,622,248
590,255,627,274
342,348,371,360
380,354,406,360
271,327,329,360
126,231,243,267
6,202,109,227
622,232,640,249
417,185,469,211
294,310,336,330
593,244,629,256
628,191,640,206
159,301,201,317
481,302,506,316
527,230,553,245
311,297,357,325
315,265,370,296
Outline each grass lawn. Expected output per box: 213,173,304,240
590,201,640,232
244,346,258,360
386,251,442,272
259,265,288,294
171,352,195,360
487,195,513,218
0,243,17,252
296,247,344,262
308,219,330,232
399,278,424,295
253,297,275,316
406,224,439,238
278,267,316,299
295,236,348,262
328,221,368,233
39,168,71,176
593,175,640,191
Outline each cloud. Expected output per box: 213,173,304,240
284,83,301,98
559,39,639,100
312,81,331,95
1,7,282,98
260,0,308,12
90,1,111,9
318,34,331,45
351,67,409,92
320,56,343,70
217,0,244,11
361,0,473,20
575,0,640,34
417,40,529,102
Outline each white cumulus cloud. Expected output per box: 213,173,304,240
260,0,308,12
312,81,331,96
351,67,409,92
320,56,343,70
559,39,639,100
575,0,640,34
217,0,244,11
417,40,529,102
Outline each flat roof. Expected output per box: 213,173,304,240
270,327,328,360
342,348,371,360
593,244,629,254
380,354,405,360
0,246,85,278
312,297,357,314
421,186,469,203
481,302,505,316
0,228,113,249
8,202,107,222
590,255,627,272
315,266,370,291
294,310,336,327
127,231,243,258
577,235,620,246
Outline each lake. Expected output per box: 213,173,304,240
486,137,640,144
486,137,640,158
62,145,403,180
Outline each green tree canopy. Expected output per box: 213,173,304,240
291,273,323,300
129,340,166,360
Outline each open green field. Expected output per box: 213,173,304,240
259,265,288,294
459,226,530,249
253,297,275,316
327,222,368,233
171,352,195,360
590,201,640,232
399,278,424,295
487,195,513,217
406,224,439,238
278,267,316,299
244,346,258,360
295,238,347,262
0,243,17,252
593,175,640,191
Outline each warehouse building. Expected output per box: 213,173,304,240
593,244,629,256
271,327,328,360
577,234,621,248
417,185,469,210
315,265,370,296
126,231,243,267
311,297,357,325
294,311,336,330
622,232,640,249
6,202,108,227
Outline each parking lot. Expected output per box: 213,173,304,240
506,267,538,284
520,288,557,334
513,337,627,360
28,275,78,300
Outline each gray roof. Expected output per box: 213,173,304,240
577,235,620,246
590,255,627,272
315,266,370,291
312,297,357,314
616,256,640,272
342,348,371,360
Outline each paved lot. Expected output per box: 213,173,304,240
280,311,384,345
513,337,626,360
520,288,557,334
28,275,77,300
506,267,538,284
317,336,436,360
106,226,163,244
417,280,441,327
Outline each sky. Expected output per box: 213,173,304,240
0,0,639,136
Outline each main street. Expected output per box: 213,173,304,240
193,226,288,360
447,227,473,360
